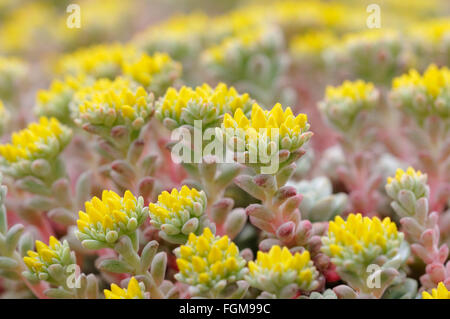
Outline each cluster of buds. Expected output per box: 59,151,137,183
156,83,253,130
290,31,337,68
220,103,312,174
289,176,348,222
122,52,181,97
319,80,379,133
22,235,99,299
410,19,450,68
104,277,147,299
321,213,409,298
148,186,212,244
71,77,154,156
174,228,248,298
56,44,138,80
385,167,450,290
246,245,319,298
76,190,148,249
0,117,72,184
34,74,90,125
0,56,27,101
23,237,75,285
391,64,450,121
326,29,415,85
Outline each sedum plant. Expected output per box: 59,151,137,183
246,245,319,298
174,227,248,298
148,186,212,244
1,0,450,302
322,213,409,298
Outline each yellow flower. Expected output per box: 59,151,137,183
104,277,145,299
174,228,247,292
76,190,148,247
290,31,337,56
149,186,204,224
0,117,71,164
223,102,309,147
35,74,89,123
56,0,134,48
422,282,450,299
324,213,401,256
56,44,139,79
246,245,319,294
149,186,209,243
123,52,181,88
72,77,153,130
391,64,450,119
156,83,253,128
319,80,379,131
411,19,450,45
387,167,423,185
23,236,75,282
393,64,450,99
325,80,376,102
0,3,58,54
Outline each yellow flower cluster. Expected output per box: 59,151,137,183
23,236,64,273
393,64,450,99
391,64,450,119
104,277,145,299
319,80,379,131
412,19,450,45
387,167,423,185
325,80,376,102
0,117,71,164
324,214,400,257
73,77,153,129
76,190,148,247
149,186,204,224
23,236,75,283
246,245,319,293
290,31,337,56
422,282,450,299
148,186,210,244
0,2,57,54
56,44,138,79
157,83,252,126
123,52,180,88
35,74,89,123
270,0,354,33
385,166,429,203
174,228,247,291
223,103,309,145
